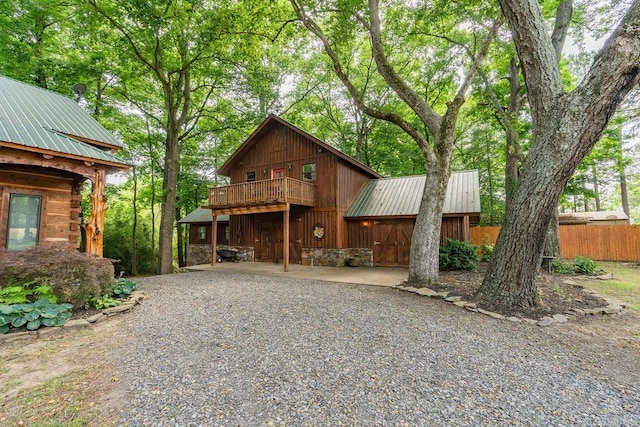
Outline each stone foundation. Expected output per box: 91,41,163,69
300,248,373,267
186,244,254,266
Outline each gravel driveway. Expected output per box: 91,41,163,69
113,271,639,426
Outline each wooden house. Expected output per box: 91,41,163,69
0,75,129,256
196,114,480,269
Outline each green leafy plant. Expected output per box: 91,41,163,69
0,279,57,305
478,234,494,262
574,256,597,275
0,246,115,308
0,299,73,334
92,295,120,310
113,278,137,298
439,238,478,271
550,259,575,274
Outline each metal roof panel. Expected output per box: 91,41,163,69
344,171,480,217
0,75,126,164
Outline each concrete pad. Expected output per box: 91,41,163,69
185,262,409,288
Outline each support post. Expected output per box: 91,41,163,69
83,169,107,257
211,213,218,266
283,203,290,272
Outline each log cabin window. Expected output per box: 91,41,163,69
197,226,207,241
246,171,256,182
302,163,316,181
6,194,41,250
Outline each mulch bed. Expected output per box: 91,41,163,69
430,263,608,319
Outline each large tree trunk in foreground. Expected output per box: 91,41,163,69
158,131,180,274
407,163,450,286
479,0,640,307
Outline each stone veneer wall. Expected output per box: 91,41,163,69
186,245,254,266
300,248,373,267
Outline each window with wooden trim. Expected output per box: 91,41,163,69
246,171,256,182
197,226,207,241
6,194,41,250
302,163,316,181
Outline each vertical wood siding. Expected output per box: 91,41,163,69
470,225,640,261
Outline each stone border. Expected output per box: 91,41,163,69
0,290,146,344
395,284,626,327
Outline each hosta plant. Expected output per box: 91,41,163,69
113,278,137,298
0,299,72,334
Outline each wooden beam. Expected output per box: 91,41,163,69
283,203,290,272
204,204,289,215
83,169,107,257
211,213,218,266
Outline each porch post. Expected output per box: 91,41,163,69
83,169,107,257
283,203,290,272
211,213,218,266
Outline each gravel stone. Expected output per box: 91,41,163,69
111,271,640,426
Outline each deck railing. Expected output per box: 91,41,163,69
208,177,316,208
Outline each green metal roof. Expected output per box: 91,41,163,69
178,207,229,223
0,75,127,165
344,170,481,217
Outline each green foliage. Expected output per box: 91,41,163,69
574,256,597,275
0,299,73,334
439,238,478,271
478,234,494,262
91,295,120,310
113,277,137,298
0,279,57,305
551,259,576,274
0,246,114,308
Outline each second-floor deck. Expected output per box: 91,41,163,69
208,177,316,209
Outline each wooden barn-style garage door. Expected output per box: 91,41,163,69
373,219,413,266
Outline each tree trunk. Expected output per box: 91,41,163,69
131,165,138,276
479,143,567,307
620,169,630,217
158,130,180,274
591,164,601,211
407,160,450,286
175,207,185,268
544,210,561,258
478,0,640,307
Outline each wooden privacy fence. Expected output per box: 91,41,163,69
470,224,640,262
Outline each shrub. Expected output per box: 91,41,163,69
574,256,597,275
0,246,114,308
551,259,575,274
439,238,478,271
0,299,72,334
478,234,494,262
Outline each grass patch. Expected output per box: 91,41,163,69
3,370,96,426
585,262,640,311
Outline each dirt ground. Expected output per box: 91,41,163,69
1,271,638,425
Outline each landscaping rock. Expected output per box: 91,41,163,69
103,303,135,315
552,314,568,324
86,313,105,323
602,306,622,315
38,327,64,337
506,316,522,323
596,273,614,280
444,295,462,302
415,287,438,297
465,306,478,312
537,317,555,327
477,309,505,320
0,331,37,343
63,319,91,329
453,300,468,308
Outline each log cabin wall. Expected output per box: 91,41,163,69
0,166,81,249
188,222,229,245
